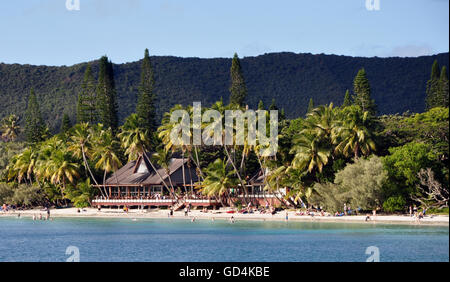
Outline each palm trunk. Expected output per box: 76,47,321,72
193,146,205,181
102,170,108,198
166,168,176,198
354,143,360,160
81,145,99,186
240,149,246,175
181,151,187,196
257,155,288,209
224,145,248,205
142,150,178,200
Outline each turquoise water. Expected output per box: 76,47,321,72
0,217,448,262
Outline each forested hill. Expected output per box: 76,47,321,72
0,52,448,132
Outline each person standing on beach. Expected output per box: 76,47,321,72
285,211,289,221
409,206,412,217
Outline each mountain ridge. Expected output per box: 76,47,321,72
0,51,448,132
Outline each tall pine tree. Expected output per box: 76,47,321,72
60,113,72,134
136,49,156,132
307,98,314,113
353,68,376,115
269,98,278,111
426,60,441,110
257,100,265,110
24,88,45,143
229,53,248,107
96,56,118,131
342,89,352,107
438,66,449,108
77,64,97,124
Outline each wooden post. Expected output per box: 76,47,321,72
126,187,129,198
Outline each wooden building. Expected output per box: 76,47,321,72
92,153,219,209
93,153,287,209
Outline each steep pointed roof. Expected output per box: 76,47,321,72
103,153,196,186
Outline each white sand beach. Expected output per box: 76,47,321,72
2,207,448,226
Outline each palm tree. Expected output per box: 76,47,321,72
48,149,80,201
302,103,337,139
1,114,21,142
68,123,100,187
158,105,193,195
34,136,63,185
119,114,174,198
201,158,238,206
333,106,376,159
206,101,251,204
265,165,310,208
152,149,177,199
91,128,121,198
290,132,331,174
7,147,37,184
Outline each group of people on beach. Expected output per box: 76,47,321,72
410,205,427,222
31,208,51,221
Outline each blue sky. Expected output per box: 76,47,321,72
0,0,448,66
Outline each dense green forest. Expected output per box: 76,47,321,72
1,52,448,134
0,51,448,215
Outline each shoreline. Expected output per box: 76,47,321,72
1,208,449,226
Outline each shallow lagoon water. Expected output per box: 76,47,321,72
0,217,448,262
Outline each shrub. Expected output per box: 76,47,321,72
311,156,387,212
382,196,406,213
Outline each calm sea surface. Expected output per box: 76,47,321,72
0,217,448,262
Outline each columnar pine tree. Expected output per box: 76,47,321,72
258,100,265,110
24,88,45,143
439,66,449,108
77,64,97,124
136,49,156,132
269,98,278,111
229,53,248,107
342,89,352,107
280,108,286,120
353,68,376,115
307,98,314,113
426,60,441,110
96,56,118,131
61,114,72,134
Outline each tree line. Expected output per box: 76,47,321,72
0,53,448,214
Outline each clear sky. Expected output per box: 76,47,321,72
0,0,448,66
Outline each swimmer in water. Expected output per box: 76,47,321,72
230,216,235,223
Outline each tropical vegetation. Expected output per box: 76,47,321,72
0,53,448,214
